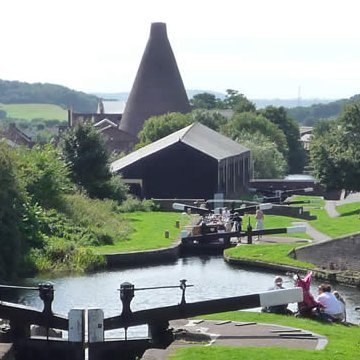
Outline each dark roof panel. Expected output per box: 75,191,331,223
111,123,249,172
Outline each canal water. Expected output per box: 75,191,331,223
5,256,360,337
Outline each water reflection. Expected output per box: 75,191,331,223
3,256,360,336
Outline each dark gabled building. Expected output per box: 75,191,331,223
0,123,34,148
111,122,250,199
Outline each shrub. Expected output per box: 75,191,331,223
0,143,24,280
29,237,106,273
16,144,72,209
117,196,158,213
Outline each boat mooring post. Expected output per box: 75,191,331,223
120,282,135,340
180,279,188,305
247,219,253,244
38,283,54,339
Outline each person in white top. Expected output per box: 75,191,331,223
316,284,344,322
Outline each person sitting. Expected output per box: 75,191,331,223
294,272,320,318
262,276,293,315
316,284,344,322
232,212,242,232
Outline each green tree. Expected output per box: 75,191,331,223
61,123,112,199
223,89,256,113
190,92,218,109
261,106,306,173
191,110,228,132
137,112,192,147
235,132,287,179
16,144,71,208
0,143,23,279
310,103,360,191
221,111,289,159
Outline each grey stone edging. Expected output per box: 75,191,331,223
103,215,200,268
223,253,305,274
104,241,181,267
224,254,360,288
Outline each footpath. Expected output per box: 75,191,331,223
141,319,327,359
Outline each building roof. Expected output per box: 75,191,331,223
93,118,118,128
111,122,249,172
97,100,126,114
300,126,313,136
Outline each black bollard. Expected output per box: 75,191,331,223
179,279,188,305
38,283,54,339
247,219,253,244
120,282,135,318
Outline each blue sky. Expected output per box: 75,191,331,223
2,0,360,99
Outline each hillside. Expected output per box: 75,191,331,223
0,103,67,121
0,79,98,112
286,94,360,125
1,79,359,126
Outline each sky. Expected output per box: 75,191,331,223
1,0,360,100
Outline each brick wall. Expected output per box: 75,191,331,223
294,234,360,271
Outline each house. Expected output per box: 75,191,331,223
0,123,34,147
300,126,313,150
111,122,250,199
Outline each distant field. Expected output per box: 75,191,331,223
0,103,67,121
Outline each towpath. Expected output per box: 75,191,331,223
141,319,327,359
325,192,360,218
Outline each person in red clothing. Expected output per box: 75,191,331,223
294,272,320,318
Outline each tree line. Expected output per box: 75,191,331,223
137,89,360,191
138,90,307,179
0,79,98,112
287,94,360,126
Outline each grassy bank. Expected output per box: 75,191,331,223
94,211,189,253
225,197,360,271
0,103,67,121
225,243,315,269
242,214,311,240
292,196,360,238
170,311,360,360
311,202,360,238
28,194,190,273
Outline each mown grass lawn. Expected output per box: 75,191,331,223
225,243,316,269
310,202,360,238
94,212,190,253
0,103,67,121
170,311,360,360
290,196,360,238
226,197,360,270
242,214,311,240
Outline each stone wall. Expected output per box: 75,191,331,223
105,243,180,268
294,234,360,272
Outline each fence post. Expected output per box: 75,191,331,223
69,309,85,343
247,221,253,244
69,309,85,360
88,309,104,343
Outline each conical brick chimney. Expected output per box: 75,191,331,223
119,22,191,138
